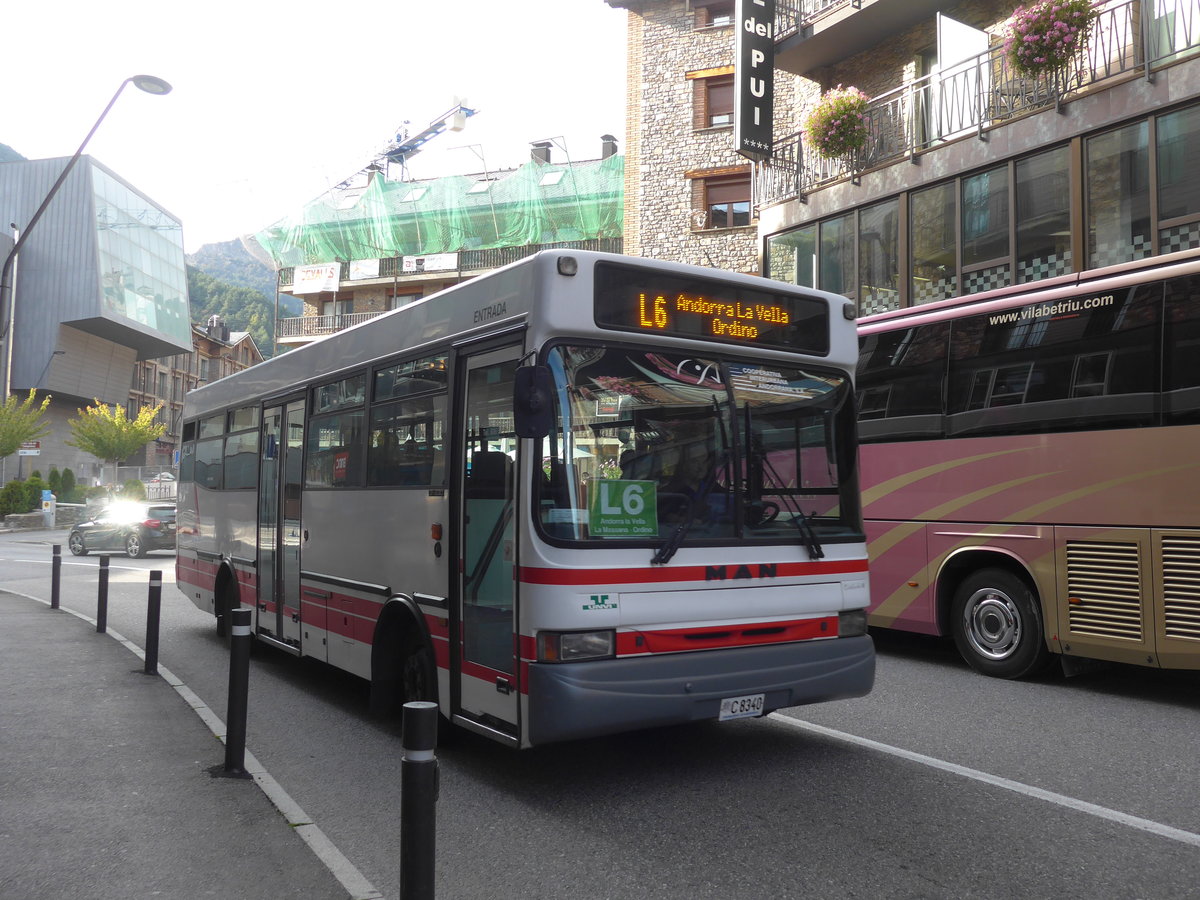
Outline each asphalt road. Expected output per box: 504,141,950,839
3,531,1199,899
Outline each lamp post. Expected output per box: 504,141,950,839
0,74,172,401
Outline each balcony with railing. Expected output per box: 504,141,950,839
758,0,1200,209
775,0,951,75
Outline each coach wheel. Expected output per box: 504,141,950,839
951,568,1049,679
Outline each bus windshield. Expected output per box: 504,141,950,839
536,344,860,549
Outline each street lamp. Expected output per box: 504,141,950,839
0,74,172,397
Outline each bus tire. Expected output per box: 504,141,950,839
951,568,1050,679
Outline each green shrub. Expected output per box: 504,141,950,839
47,467,61,494
122,479,147,501
61,468,77,503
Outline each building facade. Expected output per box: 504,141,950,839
610,0,1200,313
125,317,263,469
1,156,193,484
253,141,625,348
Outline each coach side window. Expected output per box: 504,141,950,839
856,322,949,442
946,283,1160,437
1164,274,1200,424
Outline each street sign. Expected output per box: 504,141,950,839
18,441,41,457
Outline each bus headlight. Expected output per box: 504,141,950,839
537,630,615,662
838,609,869,637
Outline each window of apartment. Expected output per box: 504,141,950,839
701,174,751,229
1087,121,1151,268
910,183,957,306
322,297,354,318
157,371,168,397
1015,146,1072,283
694,0,734,28
388,292,421,311
690,68,735,130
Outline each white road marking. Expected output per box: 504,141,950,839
770,714,1200,849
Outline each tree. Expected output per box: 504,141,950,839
66,401,166,486
0,389,52,462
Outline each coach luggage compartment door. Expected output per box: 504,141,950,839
457,347,521,739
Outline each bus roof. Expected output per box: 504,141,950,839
184,250,855,421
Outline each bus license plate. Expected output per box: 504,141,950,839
719,693,765,721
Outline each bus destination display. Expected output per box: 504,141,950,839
593,261,829,354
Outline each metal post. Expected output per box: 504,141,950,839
50,545,61,609
96,556,110,633
400,700,439,900
144,570,162,675
224,607,252,776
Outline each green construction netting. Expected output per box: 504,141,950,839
252,154,624,269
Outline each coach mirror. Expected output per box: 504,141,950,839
514,364,554,438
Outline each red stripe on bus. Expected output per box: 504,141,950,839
518,559,867,585
616,616,838,654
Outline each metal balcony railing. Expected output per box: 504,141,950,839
774,0,854,41
757,0,1200,209
276,311,385,340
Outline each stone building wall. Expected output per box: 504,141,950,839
621,0,798,274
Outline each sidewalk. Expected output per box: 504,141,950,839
0,591,359,900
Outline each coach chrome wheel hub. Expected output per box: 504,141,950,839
963,588,1021,661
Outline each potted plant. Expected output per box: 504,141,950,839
803,85,871,161
1003,0,1098,79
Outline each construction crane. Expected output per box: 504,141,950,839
331,100,479,193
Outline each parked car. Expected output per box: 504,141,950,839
68,501,177,558
146,472,176,483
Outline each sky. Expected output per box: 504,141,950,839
1,0,629,254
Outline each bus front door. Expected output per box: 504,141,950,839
458,348,521,739
257,398,306,652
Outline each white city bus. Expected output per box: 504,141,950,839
176,250,873,748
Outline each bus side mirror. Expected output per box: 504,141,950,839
514,365,554,439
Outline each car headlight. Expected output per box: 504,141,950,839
537,630,615,662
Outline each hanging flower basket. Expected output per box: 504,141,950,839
1003,0,1098,79
803,86,870,161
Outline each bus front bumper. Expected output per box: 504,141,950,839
526,635,875,746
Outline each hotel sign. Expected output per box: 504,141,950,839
734,0,775,160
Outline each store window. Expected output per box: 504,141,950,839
911,183,957,305
820,214,856,299
766,224,817,287
1015,146,1072,283
1087,121,1151,268
1157,105,1200,252
859,199,900,315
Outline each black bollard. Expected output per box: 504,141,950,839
224,607,252,776
96,556,110,634
51,545,61,609
144,570,162,675
400,700,439,900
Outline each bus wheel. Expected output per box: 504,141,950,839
951,568,1049,679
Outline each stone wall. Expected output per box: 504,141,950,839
622,0,800,274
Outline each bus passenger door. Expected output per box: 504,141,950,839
257,398,306,651
458,348,521,738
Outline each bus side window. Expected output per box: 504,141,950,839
1164,274,1200,424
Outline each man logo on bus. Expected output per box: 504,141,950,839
705,564,779,581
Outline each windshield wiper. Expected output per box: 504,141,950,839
651,398,726,566
743,402,824,560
